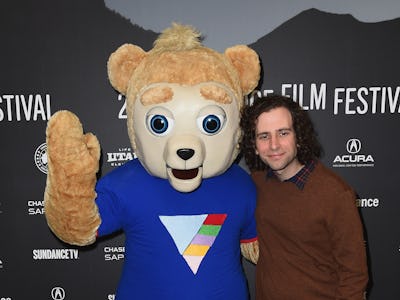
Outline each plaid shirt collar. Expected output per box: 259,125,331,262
266,160,316,190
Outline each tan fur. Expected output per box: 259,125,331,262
44,111,101,246
141,86,174,105
200,85,231,104
152,23,202,52
107,44,147,95
107,23,260,155
240,240,259,264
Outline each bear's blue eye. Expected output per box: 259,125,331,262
198,114,224,135
147,114,173,136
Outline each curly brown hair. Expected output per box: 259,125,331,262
240,94,323,171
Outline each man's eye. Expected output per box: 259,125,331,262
280,131,289,136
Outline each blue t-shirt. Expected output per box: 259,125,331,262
96,159,257,299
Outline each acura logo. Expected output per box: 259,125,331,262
346,139,361,154
51,287,65,300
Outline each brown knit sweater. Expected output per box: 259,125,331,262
252,161,368,300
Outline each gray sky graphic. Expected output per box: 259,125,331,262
104,0,400,51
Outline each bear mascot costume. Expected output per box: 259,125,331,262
44,23,260,299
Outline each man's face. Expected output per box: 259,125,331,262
254,107,303,180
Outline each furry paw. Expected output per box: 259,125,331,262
44,110,101,246
46,110,100,176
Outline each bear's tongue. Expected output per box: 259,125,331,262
172,168,198,180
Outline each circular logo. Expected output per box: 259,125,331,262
51,287,65,300
34,143,48,174
346,139,361,154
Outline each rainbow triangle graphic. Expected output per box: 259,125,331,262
159,214,227,274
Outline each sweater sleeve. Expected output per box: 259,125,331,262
327,188,369,300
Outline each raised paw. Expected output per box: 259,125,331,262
46,110,100,176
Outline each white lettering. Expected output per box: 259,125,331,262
333,86,400,115
282,83,326,110
245,89,275,106
104,246,125,253
105,254,125,261
28,208,45,215
28,200,44,206
388,86,400,113
333,155,374,163
356,87,369,114
0,94,52,121
310,83,326,110
345,87,357,114
118,94,127,119
28,200,45,215
32,249,79,260
356,198,380,207
107,152,134,162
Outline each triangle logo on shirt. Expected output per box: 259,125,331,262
159,214,227,274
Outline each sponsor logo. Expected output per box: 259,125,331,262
0,298,12,300
346,139,361,154
33,249,79,260
104,246,125,261
0,258,3,269
356,197,380,208
332,138,374,168
34,143,48,174
106,147,136,168
27,200,45,215
51,287,65,300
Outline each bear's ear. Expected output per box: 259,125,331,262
107,44,147,95
224,45,261,96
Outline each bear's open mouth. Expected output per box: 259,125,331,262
172,168,199,180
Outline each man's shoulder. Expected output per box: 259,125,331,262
311,161,353,191
250,169,266,182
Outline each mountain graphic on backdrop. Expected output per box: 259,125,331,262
250,8,400,93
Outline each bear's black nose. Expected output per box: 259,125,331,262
177,148,195,160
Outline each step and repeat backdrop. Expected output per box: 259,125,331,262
1,1,399,299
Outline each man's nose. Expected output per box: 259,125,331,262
269,135,280,149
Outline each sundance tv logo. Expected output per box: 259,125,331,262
332,138,374,168
33,248,79,260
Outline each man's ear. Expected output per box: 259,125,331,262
107,44,147,95
224,45,261,96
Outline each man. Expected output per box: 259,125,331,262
240,94,368,300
